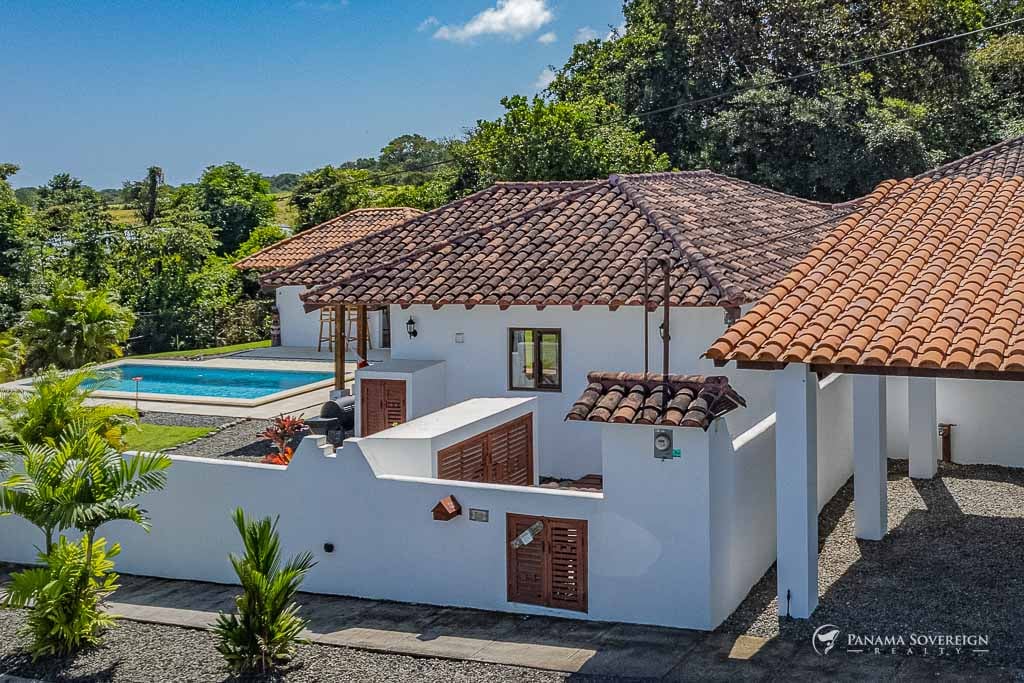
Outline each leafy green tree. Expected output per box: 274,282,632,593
122,166,166,225
194,162,275,255
19,279,135,371
0,164,30,324
545,0,1009,200
232,224,287,261
34,173,120,286
0,366,137,450
215,507,315,674
3,535,120,659
452,95,670,194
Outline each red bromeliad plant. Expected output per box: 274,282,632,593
261,415,306,465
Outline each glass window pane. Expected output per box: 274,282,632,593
510,329,535,389
537,331,560,389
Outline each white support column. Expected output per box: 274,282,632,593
908,377,939,479
775,363,818,619
853,375,887,540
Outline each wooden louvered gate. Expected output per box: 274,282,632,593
360,379,407,436
507,513,588,613
436,414,533,485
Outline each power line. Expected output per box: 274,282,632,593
330,16,1024,190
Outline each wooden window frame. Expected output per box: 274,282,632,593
507,327,562,393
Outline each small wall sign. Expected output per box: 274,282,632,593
469,508,489,522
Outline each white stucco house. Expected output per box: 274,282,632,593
234,206,422,352
10,140,1024,631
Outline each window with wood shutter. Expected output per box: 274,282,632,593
436,414,533,486
507,513,588,613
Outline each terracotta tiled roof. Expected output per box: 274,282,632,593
281,172,843,310
917,136,1024,180
261,182,588,288
565,372,745,430
234,207,422,272
706,176,1024,374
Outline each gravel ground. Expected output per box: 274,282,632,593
139,412,238,430
0,611,571,683
720,460,1024,667
169,419,280,461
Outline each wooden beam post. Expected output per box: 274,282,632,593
356,305,369,361
334,303,346,392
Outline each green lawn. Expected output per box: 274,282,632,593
123,423,214,452
131,339,271,359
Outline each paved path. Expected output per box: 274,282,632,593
99,574,1019,680
108,574,704,678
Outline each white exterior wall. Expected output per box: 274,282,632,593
886,376,1024,468
2,425,750,630
354,360,447,437
387,304,777,478
276,286,385,350
358,397,538,480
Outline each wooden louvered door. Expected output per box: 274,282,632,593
437,414,533,485
360,379,407,436
506,513,588,613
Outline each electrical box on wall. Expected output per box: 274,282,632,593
455,332,465,344
654,428,681,459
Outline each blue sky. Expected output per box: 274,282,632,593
2,0,624,188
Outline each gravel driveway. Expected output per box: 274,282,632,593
0,611,571,683
721,460,1024,668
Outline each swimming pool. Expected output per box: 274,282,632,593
82,363,334,400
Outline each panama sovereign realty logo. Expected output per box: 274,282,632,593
813,624,841,656
810,624,990,657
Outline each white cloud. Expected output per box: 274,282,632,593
418,16,439,32
535,67,556,89
537,31,557,45
574,26,599,43
433,0,554,43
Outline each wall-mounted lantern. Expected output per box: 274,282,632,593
658,321,670,342
406,316,418,339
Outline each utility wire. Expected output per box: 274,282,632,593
329,16,1024,190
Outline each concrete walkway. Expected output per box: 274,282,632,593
95,574,1018,680
107,574,706,678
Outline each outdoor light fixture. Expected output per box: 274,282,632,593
658,321,670,342
131,376,144,416
406,316,418,339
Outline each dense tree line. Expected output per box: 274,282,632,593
4,0,1023,371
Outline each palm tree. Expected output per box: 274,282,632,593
19,279,135,371
0,366,136,448
0,421,171,554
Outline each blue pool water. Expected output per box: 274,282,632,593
81,364,334,400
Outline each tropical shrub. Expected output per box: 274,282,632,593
1,421,170,555
261,415,306,465
214,508,315,674
0,331,24,382
2,535,120,659
0,366,136,448
19,279,135,371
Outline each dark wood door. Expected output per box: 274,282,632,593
361,379,407,436
507,513,588,613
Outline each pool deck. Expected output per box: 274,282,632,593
2,348,374,419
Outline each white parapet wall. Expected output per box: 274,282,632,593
0,415,773,630
358,397,538,479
